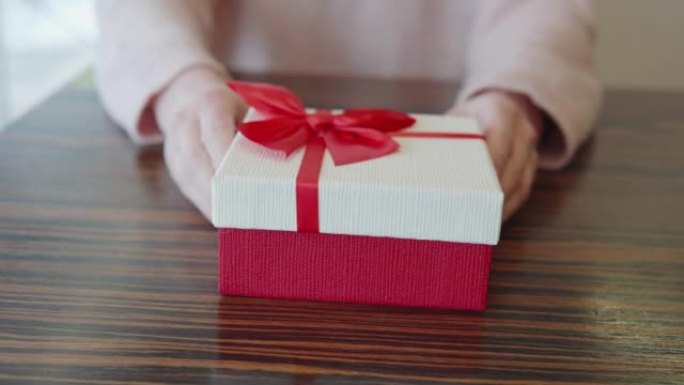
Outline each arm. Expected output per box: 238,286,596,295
95,0,226,144
96,0,246,219
458,0,602,170
452,0,601,220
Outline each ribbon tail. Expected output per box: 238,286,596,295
336,109,416,132
295,137,326,232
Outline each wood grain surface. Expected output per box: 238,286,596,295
0,74,683,384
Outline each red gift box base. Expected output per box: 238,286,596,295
219,228,492,311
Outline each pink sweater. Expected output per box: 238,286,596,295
96,0,601,169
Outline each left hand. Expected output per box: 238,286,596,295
448,90,542,221
154,67,247,220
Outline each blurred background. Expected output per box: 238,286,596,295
0,0,95,128
0,0,682,130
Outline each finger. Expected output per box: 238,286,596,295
232,93,249,122
473,102,516,175
485,127,514,176
199,96,237,169
164,135,203,216
480,109,515,175
502,150,538,221
498,133,528,197
175,122,215,220
451,96,516,175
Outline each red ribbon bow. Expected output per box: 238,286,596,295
228,81,416,166
227,81,485,233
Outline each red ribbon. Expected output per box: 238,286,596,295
228,81,485,233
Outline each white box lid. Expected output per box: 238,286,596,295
212,111,503,245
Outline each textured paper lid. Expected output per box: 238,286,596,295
212,111,503,245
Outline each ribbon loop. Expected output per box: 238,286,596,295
228,81,415,166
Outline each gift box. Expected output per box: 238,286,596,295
212,82,502,311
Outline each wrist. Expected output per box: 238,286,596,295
154,65,230,134
475,89,544,135
503,92,544,135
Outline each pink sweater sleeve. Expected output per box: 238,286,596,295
95,0,225,144
458,0,602,169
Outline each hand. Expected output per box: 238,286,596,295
449,91,542,221
155,67,247,219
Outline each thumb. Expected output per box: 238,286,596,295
199,91,247,169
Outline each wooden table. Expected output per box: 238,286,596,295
1,75,682,384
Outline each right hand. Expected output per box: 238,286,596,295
154,67,247,220
448,91,541,221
